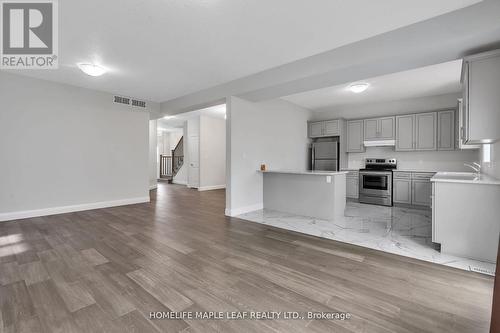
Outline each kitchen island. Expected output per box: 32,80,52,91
260,170,347,220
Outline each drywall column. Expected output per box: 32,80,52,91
225,96,312,216
149,120,158,189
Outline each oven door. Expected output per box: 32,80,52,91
359,172,392,196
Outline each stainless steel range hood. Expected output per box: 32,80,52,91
363,140,396,147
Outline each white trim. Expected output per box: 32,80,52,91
225,203,263,217
0,196,150,222
173,180,187,185
149,184,158,190
198,185,226,191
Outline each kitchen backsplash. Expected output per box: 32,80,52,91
348,147,480,172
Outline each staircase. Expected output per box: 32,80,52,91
159,136,184,183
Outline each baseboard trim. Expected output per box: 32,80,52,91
198,185,226,191
225,203,263,217
172,180,187,185
0,196,150,222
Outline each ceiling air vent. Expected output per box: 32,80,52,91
114,96,130,105
131,99,146,108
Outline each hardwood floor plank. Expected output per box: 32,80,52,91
0,263,21,286
114,310,160,333
80,248,109,266
27,280,81,333
18,261,50,286
0,282,35,329
126,269,193,312
80,271,135,318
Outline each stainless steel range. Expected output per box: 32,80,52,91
359,158,397,206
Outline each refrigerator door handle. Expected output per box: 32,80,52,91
311,146,315,171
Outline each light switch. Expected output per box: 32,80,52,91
326,176,332,183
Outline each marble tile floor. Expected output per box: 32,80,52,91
237,201,496,276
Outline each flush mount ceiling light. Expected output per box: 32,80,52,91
348,83,369,93
77,63,107,77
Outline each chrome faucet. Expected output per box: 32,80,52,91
464,162,481,177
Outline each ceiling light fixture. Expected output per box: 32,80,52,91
77,63,107,77
348,83,369,93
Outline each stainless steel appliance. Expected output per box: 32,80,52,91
359,158,397,206
311,138,339,171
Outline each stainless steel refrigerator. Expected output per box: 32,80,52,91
311,139,339,171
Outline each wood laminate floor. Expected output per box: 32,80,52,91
0,183,494,332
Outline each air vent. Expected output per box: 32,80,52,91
113,96,147,109
131,99,146,108
114,96,130,105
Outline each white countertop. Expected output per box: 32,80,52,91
431,172,500,185
259,170,348,176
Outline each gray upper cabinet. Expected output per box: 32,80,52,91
363,117,395,140
462,50,500,144
396,112,439,151
363,119,378,140
323,120,340,136
379,117,395,140
308,120,340,137
415,112,437,151
437,110,455,151
457,99,480,150
309,122,324,137
395,115,415,151
346,120,364,152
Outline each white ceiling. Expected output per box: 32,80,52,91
158,104,226,131
282,60,463,111
4,0,481,102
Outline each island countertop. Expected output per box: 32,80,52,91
258,170,348,176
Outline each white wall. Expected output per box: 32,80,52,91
149,120,158,189
199,115,226,190
226,97,312,216
0,72,156,221
347,147,478,172
309,93,461,120
482,142,500,179
157,131,170,155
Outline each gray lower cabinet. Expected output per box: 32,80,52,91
412,179,432,206
346,171,359,199
393,172,433,207
346,120,364,152
437,110,455,150
393,179,411,204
